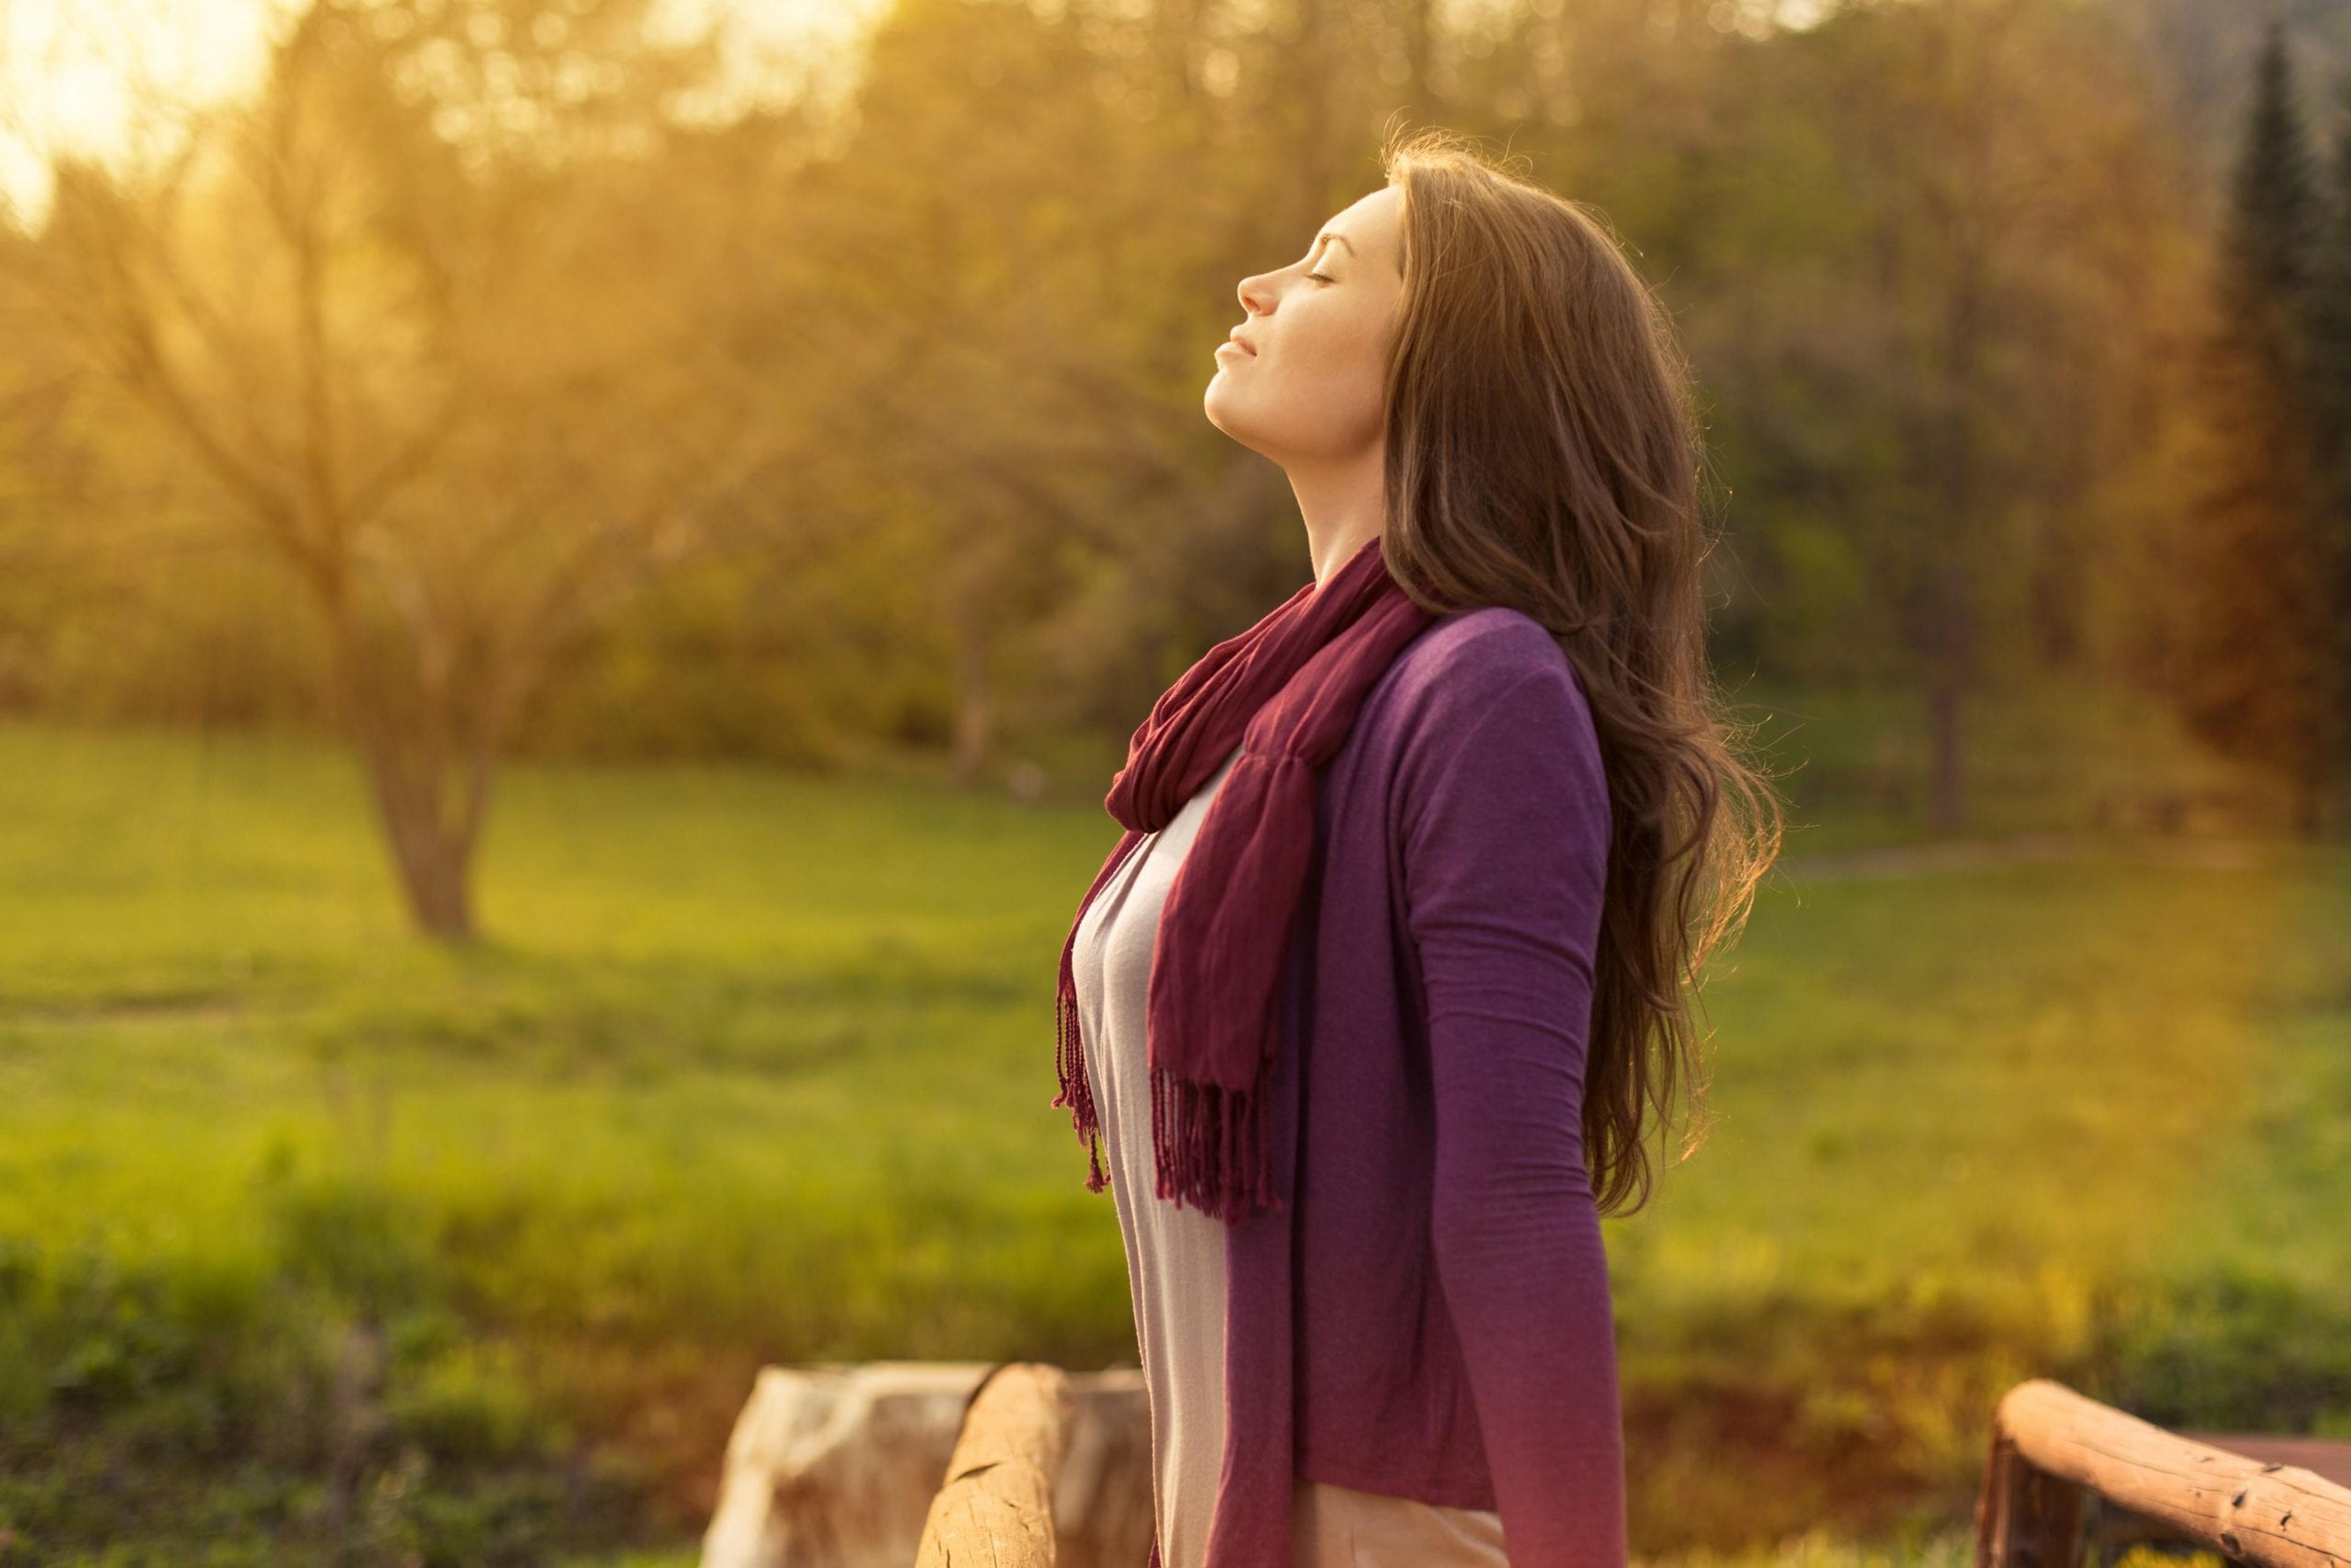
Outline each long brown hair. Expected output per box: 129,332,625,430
1378,128,1787,1218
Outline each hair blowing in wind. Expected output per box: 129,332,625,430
1378,127,1789,1218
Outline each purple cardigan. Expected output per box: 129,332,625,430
1191,604,1627,1568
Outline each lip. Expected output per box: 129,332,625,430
1220,329,1259,358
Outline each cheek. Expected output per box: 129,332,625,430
1280,307,1389,432
1203,299,1391,459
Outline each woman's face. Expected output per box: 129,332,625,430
1204,184,1404,468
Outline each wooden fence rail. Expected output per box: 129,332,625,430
905,1368,2351,1568
1976,1379,2351,1568
914,1361,1074,1568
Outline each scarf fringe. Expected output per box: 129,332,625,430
1148,1060,1280,1224
1059,953,1287,1221
1053,963,1108,1195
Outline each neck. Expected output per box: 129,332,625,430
1287,448,1387,591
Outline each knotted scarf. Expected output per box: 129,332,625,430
1053,534,1439,1223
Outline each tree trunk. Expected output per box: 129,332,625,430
1929,675,1964,836
952,596,993,787
331,619,485,942
1927,225,1987,838
371,772,477,939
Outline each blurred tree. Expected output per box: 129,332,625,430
752,0,1337,781
2178,16,2335,835
2302,77,2351,828
0,0,2322,842
18,0,806,936
1496,0,2206,831
0,239,80,713
2121,0,2351,208
1813,0,2197,833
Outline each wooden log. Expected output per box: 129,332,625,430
1975,1428,2085,1568
2180,1437,2351,1493
915,1361,1074,1568
696,1362,1148,1568
1976,1379,2351,1568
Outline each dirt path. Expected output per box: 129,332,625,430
1771,831,2273,884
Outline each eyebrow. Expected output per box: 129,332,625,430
1314,231,1357,257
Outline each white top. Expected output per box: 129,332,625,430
1073,740,1510,1568
1072,743,1243,1568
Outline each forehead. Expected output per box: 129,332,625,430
1322,186,1402,265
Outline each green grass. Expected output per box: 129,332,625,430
0,711,2342,1564
0,720,1139,1562
1614,833,2351,1541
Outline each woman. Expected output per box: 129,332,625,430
1054,130,1783,1568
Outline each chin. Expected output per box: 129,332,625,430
1202,379,1261,448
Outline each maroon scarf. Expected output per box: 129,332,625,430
1054,535,1438,1222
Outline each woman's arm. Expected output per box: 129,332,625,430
1400,624,1626,1568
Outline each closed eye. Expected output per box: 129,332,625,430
1306,271,1335,284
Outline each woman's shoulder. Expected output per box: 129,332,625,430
1382,604,1591,723
1363,602,1612,861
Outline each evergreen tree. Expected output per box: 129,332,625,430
2302,76,2351,828
2225,18,2323,330
2180,15,2334,835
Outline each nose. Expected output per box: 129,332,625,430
1237,271,1273,317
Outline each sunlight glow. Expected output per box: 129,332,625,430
0,0,273,220
0,0,885,223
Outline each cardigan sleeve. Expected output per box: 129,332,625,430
1397,626,1627,1568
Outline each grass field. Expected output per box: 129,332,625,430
0,693,2343,1566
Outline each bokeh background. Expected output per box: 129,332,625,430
1,0,2347,1562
